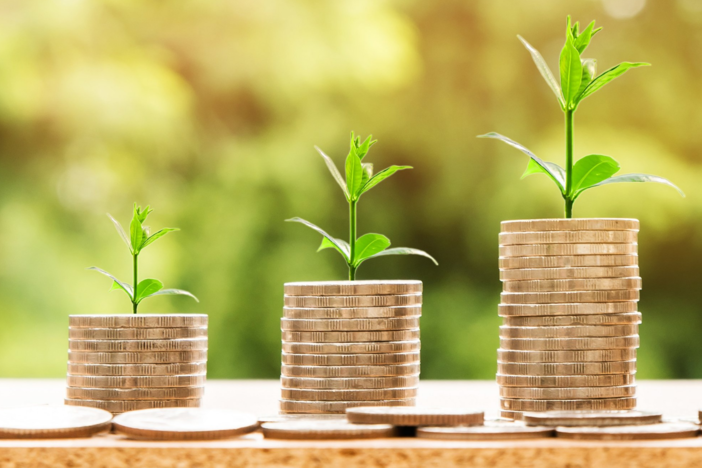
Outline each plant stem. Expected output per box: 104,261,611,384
564,109,575,218
348,200,357,281
132,253,138,314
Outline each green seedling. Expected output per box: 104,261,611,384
479,16,683,218
288,133,437,280
89,204,198,314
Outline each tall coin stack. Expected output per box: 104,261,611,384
65,314,208,415
497,219,641,420
280,281,422,414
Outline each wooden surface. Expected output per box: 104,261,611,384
1,379,702,468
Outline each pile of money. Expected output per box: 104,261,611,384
498,219,641,420
65,314,208,415
280,281,422,414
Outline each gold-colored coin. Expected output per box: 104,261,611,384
284,281,422,297
500,266,639,281
499,385,636,400
282,340,420,354
499,324,638,339
498,360,636,376
281,352,420,366
523,410,662,427
284,294,422,308
281,329,420,343
283,306,421,319
499,243,637,257
501,290,639,304
280,317,420,331
66,374,206,388
67,362,207,376
498,302,638,317
501,397,637,411
261,420,396,439
68,350,208,364
499,230,637,245
497,374,635,388
500,219,639,232
66,386,204,400
0,405,113,439
68,314,208,328
69,327,208,340
345,406,484,426
65,398,201,413
281,387,417,401
68,338,208,352
502,312,642,327
279,398,415,414
281,375,420,390
497,348,637,363
501,410,524,420
416,421,554,440
499,254,638,270
281,363,420,377
503,277,642,293
500,336,639,351
555,422,698,440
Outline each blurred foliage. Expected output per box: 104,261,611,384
0,0,700,379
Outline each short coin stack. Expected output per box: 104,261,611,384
65,314,208,415
280,281,422,414
497,219,641,420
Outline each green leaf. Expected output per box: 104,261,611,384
478,133,565,193
317,236,351,260
140,228,179,251
315,146,350,200
521,158,567,192
148,289,199,302
88,267,133,299
107,213,132,253
359,165,412,196
517,35,565,109
135,278,163,304
130,205,145,254
570,155,620,197
345,149,364,200
573,20,597,53
361,163,373,189
352,233,391,266
286,217,350,262
356,135,376,160
363,247,438,266
577,58,596,96
590,173,685,197
559,34,582,107
577,62,650,104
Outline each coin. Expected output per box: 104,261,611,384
112,408,258,440
283,306,422,319
261,420,396,439
497,374,635,388
281,329,420,343
65,398,201,413
497,349,637,363
501,397,636,411
282,341,420,354
280,317,420,331
66,374,206,388
68,338,208,352
499,244,637,257
67,362,207,376
68,350,208,364
0,405,113,439
500,385,636,399
502,277,642,293
502,312,642,327
66,386,204,400
501,219,639,232
281,375,420,389
501,290,639,304
284,294,422,308
498,302,638,317
281,387,417,401
523,410,663,427
257,414,346,424
281,352,420,366
499,254,638,270
499,324,638,339
284,281,422,296
68,314,208,328
279,398,415,414
416,421,554,440
499,231,638,245
497,360,636,375
500,336,640,351
556,422,698,440
345,407,484,426
282,363,420,377
68,327,208,340
500,266,639,281
501,410,524,420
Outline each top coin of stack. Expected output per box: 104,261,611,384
65,314,208,415
280,281,422,414
497,219,641,419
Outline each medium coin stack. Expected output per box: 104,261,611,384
498,219,641,420
280,281,422,414
65,314,208,415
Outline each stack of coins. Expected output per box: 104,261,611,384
497,219,641,420
65,314,208,415
280,281,422,414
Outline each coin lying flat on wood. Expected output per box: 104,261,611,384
499,336,640,351
69,338,208,352
257,414,346,424
67,362,208,376
502,312,641,327
499,243,637,257
281,352,420,366
499,230,638,245
112,408,258,440
416,421,554,440
501,397,637,412
66,386,204,400
556,422,698,440
68,314,208,328
501,290,639,304
499,302,638,317
500,385,636,400
284,294,422,308
261,420,396,439
281,375,420,390
65,398,201,413
499,324,638,339
281,387,417,401
69,327,208,340
500,218,640,232
502,277,642,293
280,317,420,331
284,281,422,297
497,374,635,388
499,254,638,270
282,363,421,378
66,374,206,388
68,350,208,364
282,340,420,355
283,306,422,319
523,410,663,427
0,406,113,439
282,329,420,343
498,360,637,376
500,266,640,281
345,406,484,426
279,398,415,414
497,349,637,363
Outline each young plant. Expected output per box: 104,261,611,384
479,16,683,218
287,133,438,280
89,204,198,314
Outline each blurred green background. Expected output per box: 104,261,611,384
0,0,700,379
